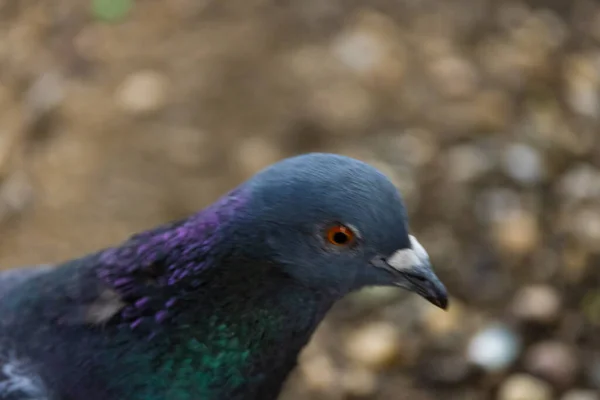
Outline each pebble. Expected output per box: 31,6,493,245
511,285,562,324
0,170,33,222
115,70,169,115
420,354,472,385
164,128,213,169
586,357,600,389
498,374,553,400
25,72,65,122
524,341,579,388
333,29,385,75
476,188,538,255
235,137,284,179
561,390,599,400
564,54,600,118
428,55,479,98
556,164,600,203
344,321,401,370
307,78,375,132
571,207,600,249
497,2,531,30
466,323,521,372
475,188,522,223
446,144,493,183
298,353,338,391
331,10,406,86
340,366,377,397
502,143,545,185
422,297,465,337
492,209,540,256
383,128,438,167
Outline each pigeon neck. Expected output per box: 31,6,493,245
94,189,248,323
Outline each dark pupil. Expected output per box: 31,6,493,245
333,231,349,244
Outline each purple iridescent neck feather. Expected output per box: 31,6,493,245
95,188,248,330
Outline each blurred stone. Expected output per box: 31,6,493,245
528,98,591,155
0,114,25,180
384,128,439,167
422,297,466,337
514,10,567,51
298,353,338,391
419,225,460,268
166,0,211,18
116,70,169,115
333,30,385,74
428,55,479,98
556,164,600,203
588,357,600,389
235,136,284,179
285,45,339,85
511,284,562,324
25,71,65,122
164,128,213,169
564,54,600,118
530,248,562,281
477,37,526,89
502,143,545,185
580,290,600,326
332,10,407,87
0,170,33,222
562,390,600,400
476,187,535,233
498,374,553,400
340,366,377,397
591,10,600,42
562,242,590,284
497,2,531,30
344,321,401,370
308,79,374,132
436,89,512,132
466,323,521,372
571,206,600,250
491,208,539,256
446,144,493,183
524,341,579,388
420,353,472,385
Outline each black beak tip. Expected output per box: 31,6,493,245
430,294,449,310
424,284,449,310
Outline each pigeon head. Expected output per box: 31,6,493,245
238,153,448,309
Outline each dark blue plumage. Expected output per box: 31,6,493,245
0,153,448,400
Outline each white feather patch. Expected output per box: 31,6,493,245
409,235,429,262
386,235,430,271
0,349,49,400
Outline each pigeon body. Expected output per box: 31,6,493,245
0,153,448,400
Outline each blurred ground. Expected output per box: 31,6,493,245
0,0,600,399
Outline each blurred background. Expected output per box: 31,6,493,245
0,0,599,399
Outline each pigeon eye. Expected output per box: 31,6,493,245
326,225,356,247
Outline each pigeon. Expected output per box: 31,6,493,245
0,153,448,400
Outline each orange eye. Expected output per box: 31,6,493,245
326,225,356,246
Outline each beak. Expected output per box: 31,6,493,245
371,235,448,310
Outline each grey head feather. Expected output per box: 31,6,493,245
234,153,448,307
